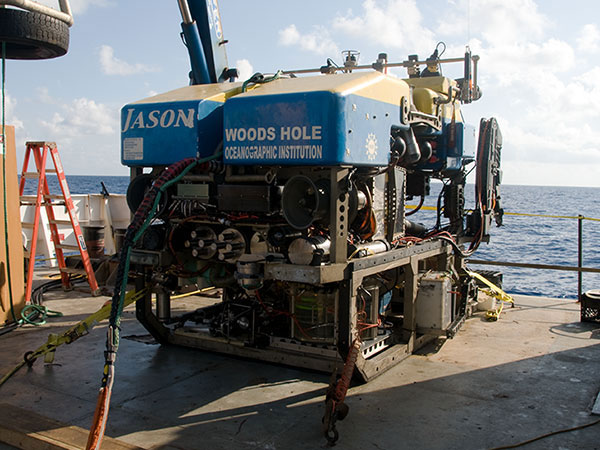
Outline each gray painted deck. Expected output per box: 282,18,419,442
1,272,598,449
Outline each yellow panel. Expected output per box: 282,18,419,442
239,72,411,106
413,87,438,115
238,72,378,96
131,82,244,105
409,77,462,120
133,72,414,107
404,76,456,94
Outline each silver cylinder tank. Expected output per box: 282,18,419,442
288,235,331,265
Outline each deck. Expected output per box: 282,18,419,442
0,270,599,449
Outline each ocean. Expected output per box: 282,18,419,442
25,176,600,299
430,183,600,299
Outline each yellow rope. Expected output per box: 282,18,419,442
405,205,600,221
171,286,216,299
504,212,600,221
0,288,147,387
467,270,514,322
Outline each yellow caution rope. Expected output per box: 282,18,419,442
0,288,147,388
467,270,514,321
406,204,600,221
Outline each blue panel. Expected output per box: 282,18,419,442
345,95,396,166
223,91,397,166
416,119,476,174
121,99,223,167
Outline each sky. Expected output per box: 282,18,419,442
1,0,600,187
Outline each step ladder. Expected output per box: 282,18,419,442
19,142,100,303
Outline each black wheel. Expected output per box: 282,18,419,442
0,8,69,60
126,174,154,213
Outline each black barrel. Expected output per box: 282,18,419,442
581,290,600,323
82,226,105,258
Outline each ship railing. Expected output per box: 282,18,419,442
465,213,600,301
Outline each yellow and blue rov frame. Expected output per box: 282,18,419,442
222,72,407,166
120,83,241,166
120,70,475,172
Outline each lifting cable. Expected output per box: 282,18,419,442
86,152,222,450
1,41,72,332
1,40,17,324
0,44,63,331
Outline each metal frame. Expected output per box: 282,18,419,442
130,163,464,381
135,240,454,381
282,56,477,76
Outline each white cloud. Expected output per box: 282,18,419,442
440,2,599,187
501,118,599,163
235,59,254,81
332,0,436,54
577,24,600,53
99,45,157,76
40,97,116,138
435,1,569,83
574,66,600,87
279,24,301,47
438,0,548,45
0,91,24,130
13,94,122,175
488,67,600,173
69,0,113,15
37,87,54,104
34,0,113,15
277,0,437,60
501,161,600,187
278,24,340,56
477,39,575,86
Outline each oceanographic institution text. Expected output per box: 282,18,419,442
225,125,323,161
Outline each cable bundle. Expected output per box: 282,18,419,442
86,153,221,450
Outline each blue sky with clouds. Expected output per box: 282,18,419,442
2,0,600,186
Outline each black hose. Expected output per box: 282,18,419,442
406,195,424,216
434,182,448,230
435,235,474,259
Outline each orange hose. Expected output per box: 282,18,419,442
333,338,361,404
85,384,112,450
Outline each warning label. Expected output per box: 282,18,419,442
123,138,143,160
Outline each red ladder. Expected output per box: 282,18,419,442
19,142,100,303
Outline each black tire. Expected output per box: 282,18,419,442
126,174,155,214
0,8,69,60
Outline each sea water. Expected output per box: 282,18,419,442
24,176,599,299
453,184,600,299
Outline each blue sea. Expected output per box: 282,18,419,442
430,183,600,299
26,176,600,299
